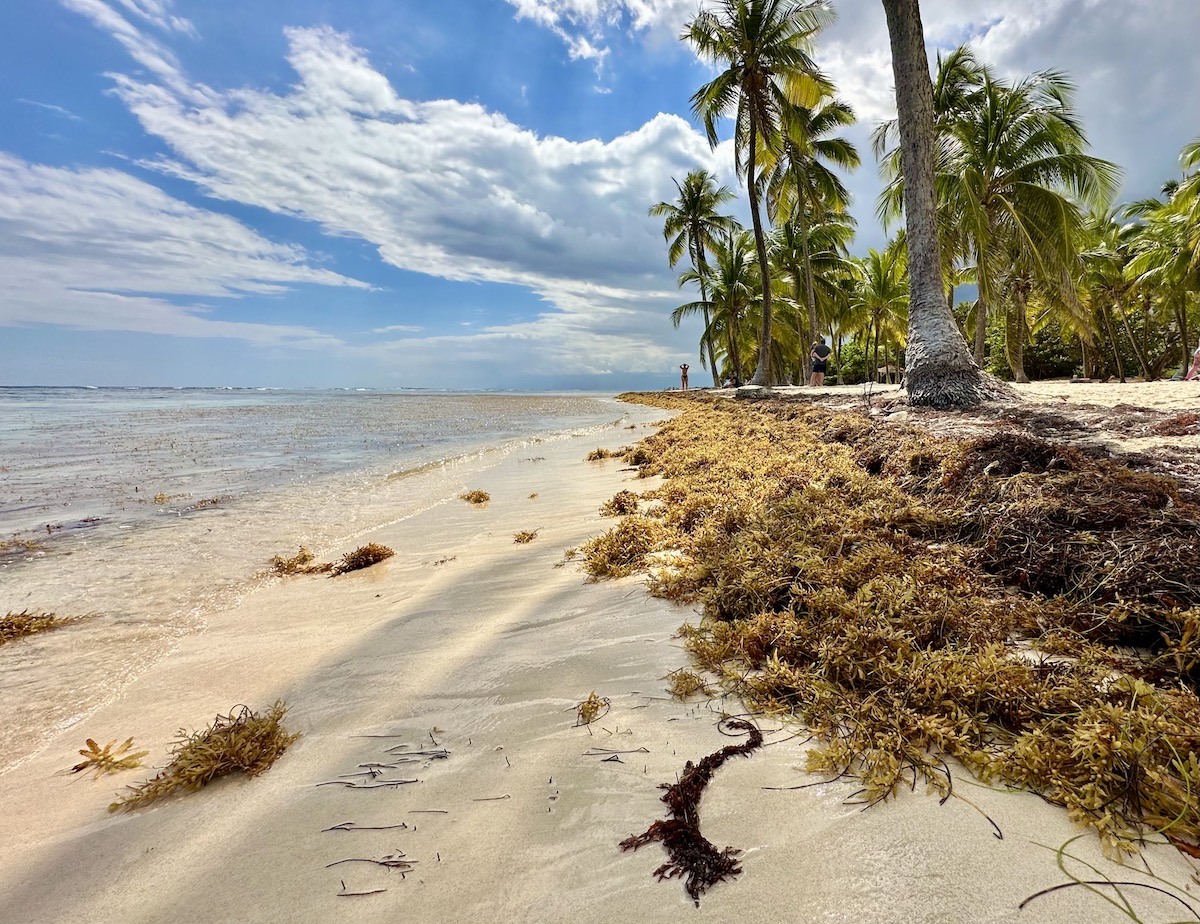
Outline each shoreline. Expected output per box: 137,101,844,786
2,395,1198,922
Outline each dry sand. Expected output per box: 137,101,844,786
2,393,1199,923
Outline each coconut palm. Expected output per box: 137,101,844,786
649,171,738,386
684,0,833,385
762,96,860,371
879,0,987,406
674,228,761,385
851,242,909,381
878,46,1119,381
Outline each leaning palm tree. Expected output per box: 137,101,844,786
879,0,991,406
763,95,860,373
685,0,833,385
650,171,738,385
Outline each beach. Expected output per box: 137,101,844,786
3,384,1200,923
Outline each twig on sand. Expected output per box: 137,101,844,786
337,880,387,897
316,779,419,789
323,821,410,832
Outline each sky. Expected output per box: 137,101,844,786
2,0,1197,390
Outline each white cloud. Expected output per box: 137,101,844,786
17,99,85,121
76,17,728,375
0,153,366,344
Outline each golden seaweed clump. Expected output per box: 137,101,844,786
71,738,149,777
270,546,333,575
600,489,640,517
513,529,540,544
594,393,1200,856
580,514,672,580
586,448,617,461
1,610,74,645
665,668,713,700
576,691,610,725
111,702,299,812
331,543,395,575
460,489,490,506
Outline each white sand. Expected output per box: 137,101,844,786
1,408,1197,923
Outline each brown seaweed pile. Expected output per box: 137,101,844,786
590,393,1200,856
331,543,394,575
460,489,490,506
619,719,763,904
111,702,299,812
270,547,333,575
1,610,76,645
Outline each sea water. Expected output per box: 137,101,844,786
0,387,658,771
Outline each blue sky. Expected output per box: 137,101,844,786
2,0,1198,390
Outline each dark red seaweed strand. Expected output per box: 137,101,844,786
619,719,764,905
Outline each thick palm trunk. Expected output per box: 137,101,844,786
747,120,774,386
882,0,994,407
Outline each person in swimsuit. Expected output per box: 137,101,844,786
1186,341,1200,381
679,363,690,390
809,338,832,386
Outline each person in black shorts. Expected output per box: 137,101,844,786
809,338,832,386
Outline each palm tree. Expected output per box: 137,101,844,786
770,210,857,381
879,0,988,406
878,47,1119,381
851,243,909,381
674,228,761,385
763,96,860,375
649,171,738,386
685,0,833,385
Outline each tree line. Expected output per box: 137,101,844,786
652,0,1200,402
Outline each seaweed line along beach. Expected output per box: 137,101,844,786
0,387,662,771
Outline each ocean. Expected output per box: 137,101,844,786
0,387,657,771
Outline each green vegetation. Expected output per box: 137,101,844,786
656,3,1200,393
111,702,299,812
588,395,1200,856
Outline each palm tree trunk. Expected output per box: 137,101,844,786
747,119,774,387
1098,301,1126,382
693,246,721,386
1176,300,1191,377
798,202,819,380
1115,301,1150,380
972,244,988,365
1004,286,1029,383
881,0,990,407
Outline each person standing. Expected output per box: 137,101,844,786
1186,340,1200,381
679,363,690,390
809,338,833,386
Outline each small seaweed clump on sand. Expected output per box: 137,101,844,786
513,529,540,544
620,719,763,904
460,489,490,506
595,393,1200,856
600,490,640,517
665,668,712,700
71,738,149,777
111,702,299,812
576,691,610,725
1,610,75,645
586,448,618,461
270,546,333,575
332,543,394,575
